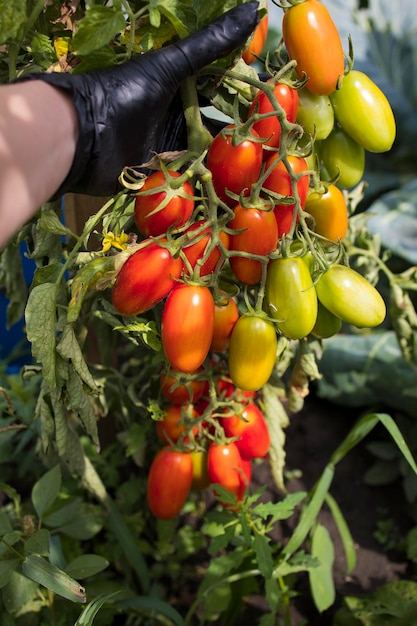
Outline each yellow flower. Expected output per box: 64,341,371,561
100,231,129,253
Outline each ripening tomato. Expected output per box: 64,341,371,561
162,284,215,373
242,12,269,64
330,70,396,153
207,442,248,503
265,257,318,339
216,376,256,404
206,125,263,206
112,240,183,316
228,203,279,284
210,296,239,352
315,264,386,328
311,301,342,339
147,448,193,519
182,220,229,276
320,125,365,189
263,154,310,236
248,80,299,151
134,170,194,237
156,404,199,444
160,368,206,405
191,450,210,491
220,403,270,460
296,87,334,141
228,314,278,391
282,0,345,96
305,184,348,242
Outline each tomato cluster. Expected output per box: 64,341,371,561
107,0,395,520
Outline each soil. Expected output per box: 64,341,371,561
245,388,415,625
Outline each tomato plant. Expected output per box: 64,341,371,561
134,170,194,237
147,448,193,520
263,154,310,235
315,264,386,328
296,87,334,141
182,220,229,276
248,80,299,151
228,314,278,391
211,296,239,352
330,70,396,153
265,257,318,339
207,442,248,503
160,368,206,405
311,301,342,339
162,284,215,372
206,124,263,206
305,184,348,242
156,404,199,444
282,0,345,96
111,240,183,316
320,125,365,189
228,202,279,284
220,402,270,460
216,376,256,404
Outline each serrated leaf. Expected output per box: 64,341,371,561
25,282,58,388
31,465,61,519
65,366,99,447
68,257,116,323
253,532,273,579
254,491,307,522
57,325,97,392
39,209,74,237
309,524,336,613
262,384,289,492
0,0,26,44
65,555,109,580
73,6,126,56
30,34,57,70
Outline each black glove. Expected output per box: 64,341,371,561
19,2,259,198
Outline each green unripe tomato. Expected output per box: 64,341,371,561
297,87,335,141
315,264,386,328
320,126,365,188
265,257,318,339
311,301,342,339
330,70,396,153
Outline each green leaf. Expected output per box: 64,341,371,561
25,282,58,388
262,384,289,492
0,530,23,558
0,243,28,326
39,208,74,237
30,34,57,70
0,559,20,590
67,257,116,323
114,595,186,626
2,570,38,614
65,366,99,446
22,554,86,603
75,592,123,626
325,493,356,575
65,555,109,580
31,465,61,519
24,529,50,557
59,503,104,541
43,497,82,528
254,491,307,522
0,0,26,44
253,532,273,579
0,510,13,536
74,6,126,56
363,459,400,486
309,524,336,613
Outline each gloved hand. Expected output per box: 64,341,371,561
18,2,259,198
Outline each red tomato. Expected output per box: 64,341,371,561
242,12,269,65
160,368,206,405
305,184,348,242
206,124,263,206
111,240,183,316
248,80,299,151
263,154,310,236
282,0,345,96
220,403,270,460
162,284,215,373
207,442,248,503
216,377,256,404
134,170,194,237
182,221,229,276
147,448,193,519
156,404,199,444
228,203,279,284
210,296,239,352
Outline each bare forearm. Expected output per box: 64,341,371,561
0,80,78,248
